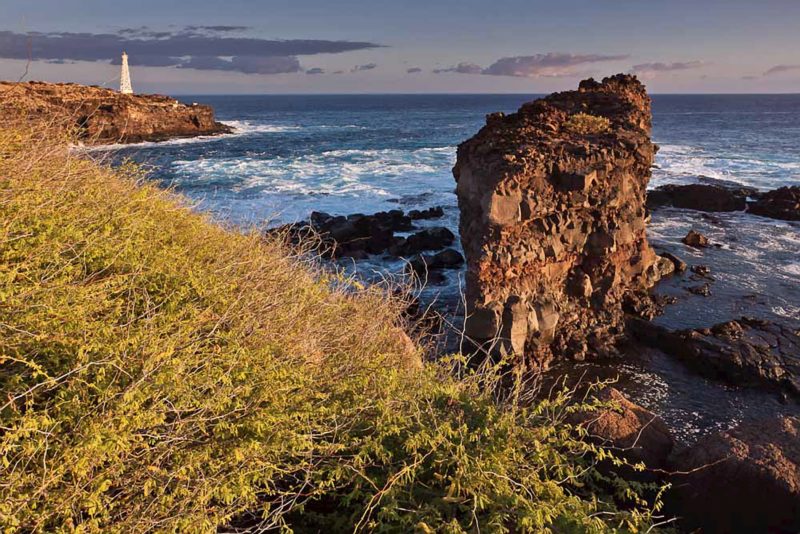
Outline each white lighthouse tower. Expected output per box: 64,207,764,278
120,52,133,94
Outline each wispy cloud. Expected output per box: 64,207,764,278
631,61,705,73
432,53,628,77
433,62,482,74
351,63,378,72
0,28,383,75
763,64,800,76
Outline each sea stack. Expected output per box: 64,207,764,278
453,74,665,365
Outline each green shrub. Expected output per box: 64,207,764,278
0,123,660,532
564,113,611,135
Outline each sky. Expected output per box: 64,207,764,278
1,0,798,94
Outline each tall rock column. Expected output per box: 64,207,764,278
453,75,665,364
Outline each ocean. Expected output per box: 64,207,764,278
96,93,800,440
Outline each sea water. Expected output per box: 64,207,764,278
96,94,800,441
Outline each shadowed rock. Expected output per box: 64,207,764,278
647,183,752,212
668,416,800,533
630,317,800,398
749,185,800,221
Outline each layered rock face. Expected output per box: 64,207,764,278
453,75,664,363
0,81,230,144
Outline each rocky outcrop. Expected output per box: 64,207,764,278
571,388,674,470
0,81,231,144
668,416,800,533
453,75,663,363
273,207,452,263
646,183,752,212
631,317,800,398
749,185,800,221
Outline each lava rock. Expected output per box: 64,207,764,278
570,387,674,470
408,206,445,220
630,317,800,398
686,283,711,296
391,227,455,256
748,185,800,221
660,252,687,273
647,183,750,212
408,248,464,273
454,74,663,363
0,81,231,144
668,416,800,533
682,229,709,248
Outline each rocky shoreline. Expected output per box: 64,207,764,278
0,81,231,144
270,76,799,532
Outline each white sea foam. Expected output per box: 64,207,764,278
171,146,457,200
77,119,302,152
652,143,800,190
222,120,302,133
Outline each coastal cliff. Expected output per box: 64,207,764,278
454,75,665,364
0,81,231,144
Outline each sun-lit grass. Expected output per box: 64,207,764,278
0,120,660,532
564,113,611,135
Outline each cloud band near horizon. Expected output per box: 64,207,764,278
0,28,383,75
433,53,629,77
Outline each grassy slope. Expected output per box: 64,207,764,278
0,124,658,532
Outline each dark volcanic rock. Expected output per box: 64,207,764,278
686,283,711,296
408,206,445,220
390,227,456,257
690,264,711,277
571,387,674,470
647,183,751,212
453,74,664,363
0,81,230,144
631,317,800,398
681,229,709,248
749,185,800,221
668,416,800,533
277,209,454,260
408,248,464,273
660,252,687,273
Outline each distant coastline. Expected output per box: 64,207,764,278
0,81,231,145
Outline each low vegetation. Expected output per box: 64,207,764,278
0,121,660,532
564,113,612,135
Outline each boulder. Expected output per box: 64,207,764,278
686,283,711,296
571,387,674,470
453,74,662,363
408,206,445,220
669,416,800,533
749,185,800,221
682,229,709,248
390,227,456,256
660,252,687,273
630,317,800,398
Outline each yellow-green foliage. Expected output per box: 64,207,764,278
564,113,611,135
0,123,658,532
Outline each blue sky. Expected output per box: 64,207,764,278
1,0,798,93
